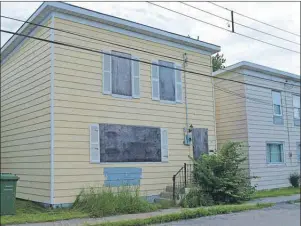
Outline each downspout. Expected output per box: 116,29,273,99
284,83,292,165
211,56,218,151
183,53,188,129
50,14,55,206
183,53,191,157
243,71,251,180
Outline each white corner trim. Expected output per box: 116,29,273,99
50,14,55,205
52,12,213,56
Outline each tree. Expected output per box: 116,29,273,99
212,53,226,72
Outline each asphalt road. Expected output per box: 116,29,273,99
155,203,300,226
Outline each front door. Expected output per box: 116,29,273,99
192,128,209,160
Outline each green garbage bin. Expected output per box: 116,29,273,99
0,173,19,215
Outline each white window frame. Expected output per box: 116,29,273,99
152,60,182,104
103,50,140,99
293,95,300,120
272,91,282,116
266,142,285,165
89,124,168,164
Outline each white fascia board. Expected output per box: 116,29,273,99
1,1,220,62
213,61,300,81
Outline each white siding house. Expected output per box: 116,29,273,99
214,61,300,190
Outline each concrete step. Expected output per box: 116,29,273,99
159,191,173,199
153,197,173,203
165,185,185,194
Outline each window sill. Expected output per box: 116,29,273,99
266,163,286,167
153,99,181,105
112,94,133,99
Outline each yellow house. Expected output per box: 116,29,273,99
1,2,220,206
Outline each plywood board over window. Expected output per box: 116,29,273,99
90,124,169,163
102,51,140,98
112,51,132,96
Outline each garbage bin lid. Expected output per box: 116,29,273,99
0,173,19,180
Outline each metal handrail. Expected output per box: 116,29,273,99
172,163,194,201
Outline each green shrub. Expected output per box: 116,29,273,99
180,187,213,208
191,141,255,205
289,173,300,188
73,186,157,217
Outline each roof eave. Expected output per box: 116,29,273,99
1,2,220,62
213,61,300,82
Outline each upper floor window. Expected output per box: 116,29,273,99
102,51,140,98
151,60,182,103
272,91,282,116
266,143,284,164
293,95,300,120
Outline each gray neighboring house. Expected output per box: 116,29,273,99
214,61,300,190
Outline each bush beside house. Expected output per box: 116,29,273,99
181,142,255,207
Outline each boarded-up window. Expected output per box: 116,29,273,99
112,51,132,96
159,60,175,101
99,124,162,162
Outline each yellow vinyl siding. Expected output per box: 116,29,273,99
214,73,250,171
0,19,52,203
52,17,216,204
214,72,249,148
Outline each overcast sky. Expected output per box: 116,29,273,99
1,1,300,75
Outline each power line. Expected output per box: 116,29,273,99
1,28,300,95
181,2,300,45
2,15,300,88
148,2,300,54
208,1,300,37
0,15,202,68
215,85,298,110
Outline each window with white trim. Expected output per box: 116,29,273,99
266,143,284,164
102,51,140,98
272,91,282,116
293,95,300,120
151,60,182,103
89,124,168,163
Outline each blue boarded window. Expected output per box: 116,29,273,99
104,167,142,187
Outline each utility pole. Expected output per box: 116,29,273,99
231,11,235,33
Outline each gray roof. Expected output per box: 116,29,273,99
1,2,221,62
213,61,300,81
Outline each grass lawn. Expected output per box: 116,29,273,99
0,199,89,225
252,187,300,199
1,198,173,225
2,186,298,225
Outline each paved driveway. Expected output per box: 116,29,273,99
155,203,300,226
